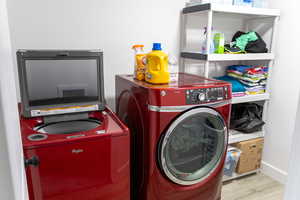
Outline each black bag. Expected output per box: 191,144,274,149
230,103,265,133
232,31,268,53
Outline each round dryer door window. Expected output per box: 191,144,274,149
159,107,228,185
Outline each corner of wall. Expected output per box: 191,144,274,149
261,161,288,184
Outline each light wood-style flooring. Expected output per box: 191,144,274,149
222,173,284,200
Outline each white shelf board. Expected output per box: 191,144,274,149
229,130,264,144
183,3,280,18
181,52,275,61
209,53,275,61
232,93,270,104
212,4,280,17
223,169,260,182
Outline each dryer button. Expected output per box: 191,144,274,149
197,93,206,101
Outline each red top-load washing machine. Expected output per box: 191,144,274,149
17,50,130,200
20,107,130,200
116,73,232,200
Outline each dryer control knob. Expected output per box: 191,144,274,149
198,93,206,101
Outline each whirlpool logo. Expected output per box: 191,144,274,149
72,149,84,154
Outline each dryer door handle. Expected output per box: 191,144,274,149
25,156,40,168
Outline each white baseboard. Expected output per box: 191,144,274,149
261,161,288,184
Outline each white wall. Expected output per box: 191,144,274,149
0,115,15,199
284,94,300,199
7,0,185,108
0,0,28,199
262,1,300,183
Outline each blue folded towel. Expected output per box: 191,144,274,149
215,75,246,93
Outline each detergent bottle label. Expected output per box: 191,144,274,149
134,53,146,81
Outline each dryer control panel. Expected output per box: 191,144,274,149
186,87,228,105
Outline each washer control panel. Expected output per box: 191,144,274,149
186,87,228,105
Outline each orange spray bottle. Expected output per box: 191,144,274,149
132,45,146,81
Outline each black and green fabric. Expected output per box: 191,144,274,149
225,31,268,54
232,31,268,53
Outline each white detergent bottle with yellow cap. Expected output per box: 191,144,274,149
145,43,170,84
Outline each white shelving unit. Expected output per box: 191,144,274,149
229,130,264,144
180,3,280,181
232,93,270,104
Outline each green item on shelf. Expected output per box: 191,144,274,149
233,32,258,51
214,33,225,54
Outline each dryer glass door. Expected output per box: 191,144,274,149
159,107,227,185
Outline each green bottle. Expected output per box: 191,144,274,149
214,33,225,54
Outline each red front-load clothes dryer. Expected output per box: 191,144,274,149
116,73,232,200
21,107,130,200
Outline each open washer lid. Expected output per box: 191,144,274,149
158,107,228,186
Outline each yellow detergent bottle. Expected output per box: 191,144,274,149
145,43,170,84
132,44,146,81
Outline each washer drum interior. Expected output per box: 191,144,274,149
34,119,101,135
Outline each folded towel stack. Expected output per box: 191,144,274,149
216,65,268,96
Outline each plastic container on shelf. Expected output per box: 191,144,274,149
233,0,253,7
201,27,215,54
214,33,225,54
224,146,242,177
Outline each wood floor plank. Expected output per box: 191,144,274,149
222,173,284,200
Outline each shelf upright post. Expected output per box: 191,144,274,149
179,12,188,73
262,16,280,135
265,16,279,94
204,10,213,78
